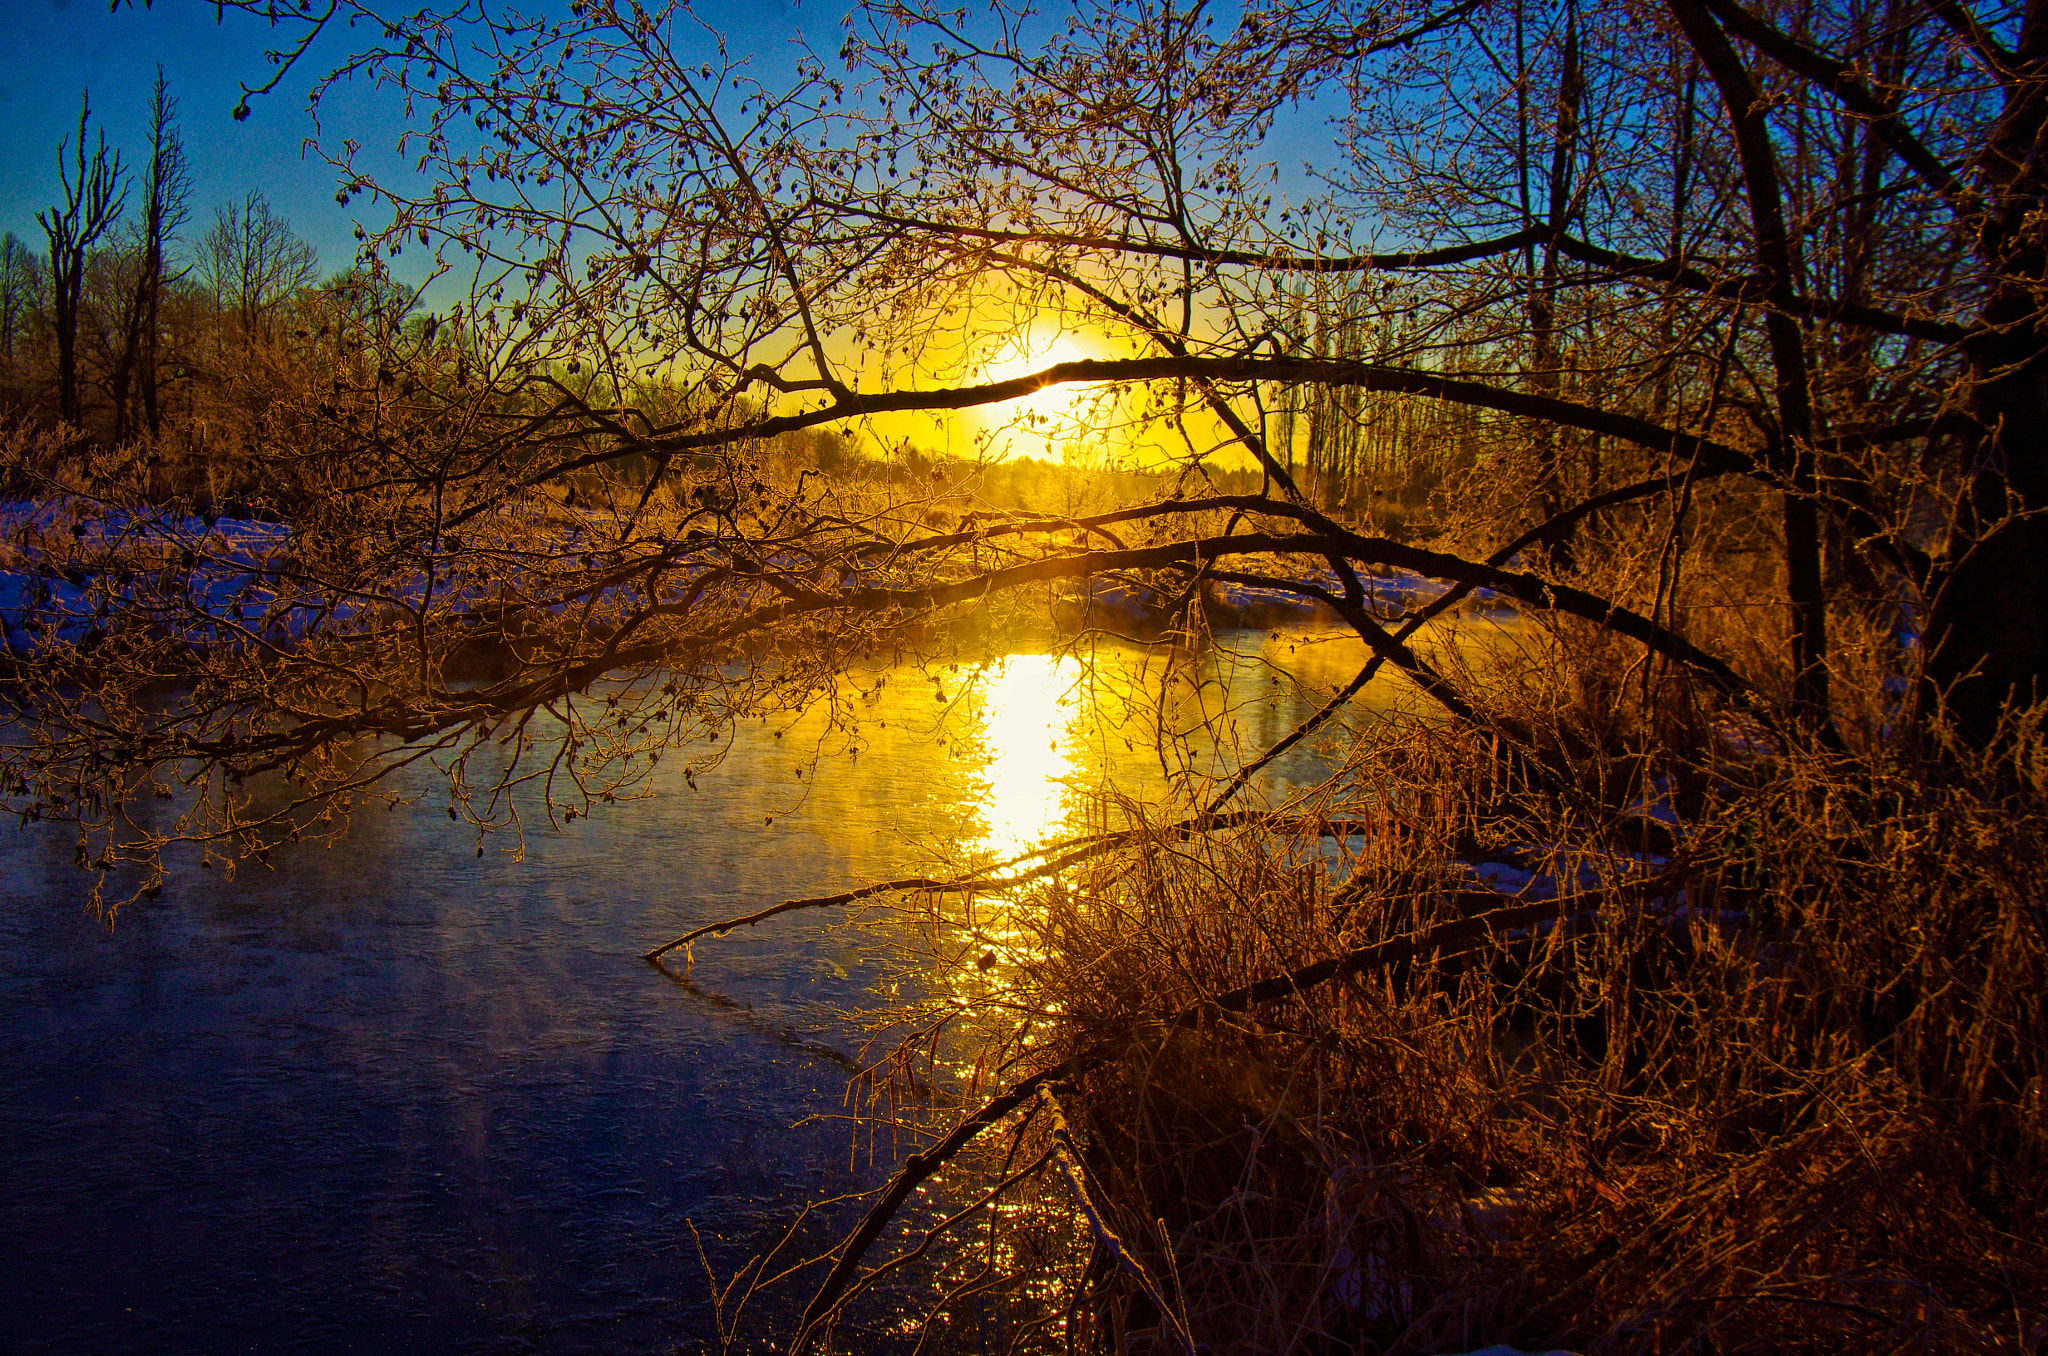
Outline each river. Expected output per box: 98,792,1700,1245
0,623,1469,1353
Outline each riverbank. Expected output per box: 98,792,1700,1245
635,601,2048,1353
0,493,1516,684
820,674,2048,1354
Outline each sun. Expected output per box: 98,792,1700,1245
981,328,1099,424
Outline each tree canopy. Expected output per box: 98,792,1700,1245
4,2,2045,1347
7,0,2042,877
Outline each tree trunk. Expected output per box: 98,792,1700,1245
1529,2,1582,568
141,251,163,436
1920,0,2048,746
51,249,81,425
110,268,148,444
1668,0,1832,725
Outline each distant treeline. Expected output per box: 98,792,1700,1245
0,81,1216,526
2,78,349,437
0,78,1463,534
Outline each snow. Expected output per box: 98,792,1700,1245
1207,564,1511,624
1314,829,1669,905
3,494,1528,664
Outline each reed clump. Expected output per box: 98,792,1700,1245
1000,700,2048,1354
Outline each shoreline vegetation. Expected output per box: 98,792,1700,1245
3,0,2045,1350
658,633,2047,1356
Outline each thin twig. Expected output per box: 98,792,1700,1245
643,813,1390,962
786,871,1689,1352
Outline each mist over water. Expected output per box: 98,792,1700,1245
0,625,1457,1353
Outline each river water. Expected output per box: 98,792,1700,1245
0,626,1450,1353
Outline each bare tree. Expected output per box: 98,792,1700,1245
0,4,2033,1341
35,94,125,426
4,0,2030,880
199,189,317,348
107,68,191,441
0,232,43,369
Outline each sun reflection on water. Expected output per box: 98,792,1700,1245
967,652,1087,857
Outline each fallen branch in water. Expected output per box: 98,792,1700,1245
789,1052,1101,1355
641,811,1405,963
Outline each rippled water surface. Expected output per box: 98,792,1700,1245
0,627,1459,1353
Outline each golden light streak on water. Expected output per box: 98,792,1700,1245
966,652,1088,857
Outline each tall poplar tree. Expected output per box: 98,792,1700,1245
108,69,189,442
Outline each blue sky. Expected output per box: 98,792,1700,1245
0,0,1338,306
1,1,383,278
0,0,827,289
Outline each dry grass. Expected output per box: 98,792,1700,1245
963,682,2048,1354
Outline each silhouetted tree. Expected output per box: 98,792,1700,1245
35,94,125,426
199,189,317,348
0,233,42,369
108,69,190,441
9,0,2041,872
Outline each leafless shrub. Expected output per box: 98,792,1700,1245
900,678,2048,1355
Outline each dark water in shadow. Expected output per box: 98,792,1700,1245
0,626,1470,1353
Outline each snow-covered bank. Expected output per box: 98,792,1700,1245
1,497,1519,667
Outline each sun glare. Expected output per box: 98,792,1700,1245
969,653,1086,856
981,329,1099,424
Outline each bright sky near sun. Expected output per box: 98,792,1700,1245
0,0,1331,466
